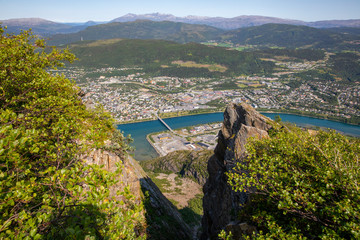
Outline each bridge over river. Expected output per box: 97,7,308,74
154,112,174,133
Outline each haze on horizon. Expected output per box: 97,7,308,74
1,0,360,23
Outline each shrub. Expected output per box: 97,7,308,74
0,27,145,239
228,126,360,239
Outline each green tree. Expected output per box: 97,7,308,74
274,115,282,123
227,125,360,239
0,27,145,239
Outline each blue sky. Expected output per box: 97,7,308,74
1,0,359,22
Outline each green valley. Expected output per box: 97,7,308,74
1,11,360,240
54,37,360,124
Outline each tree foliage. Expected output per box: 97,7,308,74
48,20,224,46
329,52,360,82
67,39,275,77
221,23,358,50
254,48,325,61
0,27,145,239
228,125,360,239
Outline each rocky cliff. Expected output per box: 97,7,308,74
201,103,272,239
83,149,193,239
141,149,213,185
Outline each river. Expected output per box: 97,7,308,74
117,112,360,161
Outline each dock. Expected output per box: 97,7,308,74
154,112,174,133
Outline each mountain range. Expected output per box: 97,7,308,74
48,20,225,45
47,21,359,51
1,13,360,37
219,23,359,49
0,18,94,36
111,13,360,29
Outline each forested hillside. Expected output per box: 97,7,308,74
219,23,359,50
66,39,275,77
47,20,360,51
49,20,224,45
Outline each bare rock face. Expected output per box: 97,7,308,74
83,149,193,240
201,103,272,239
83,149,143,203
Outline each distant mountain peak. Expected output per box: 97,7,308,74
150,12,174,17
122,13,138,18
114,12,176,21
1,18,94,37
2,13,360,39
1,18,58,26
111,13,360,29
184,15,211,20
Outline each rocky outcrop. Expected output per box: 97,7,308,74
141,149,212,185
83,149,193,240
83,149,144,203
201,103,272,239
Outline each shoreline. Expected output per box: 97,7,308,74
119,108,360,161
117,108,360,126
117,110,223,125
258,109,360,126
146,134,162,157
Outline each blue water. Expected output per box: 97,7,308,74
118,112,360,161
117,113,224,161
263,113,360,137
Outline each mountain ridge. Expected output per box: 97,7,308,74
111,13,360,29
0,17,90,36
219,23,359,49
48,20,224,45
48,21,359,51
2,13,359,37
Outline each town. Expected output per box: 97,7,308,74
55,52,359,125
56,66,360,123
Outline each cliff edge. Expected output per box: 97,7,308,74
83,149,193,239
